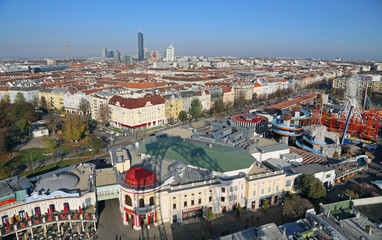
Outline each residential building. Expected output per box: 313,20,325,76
90,92,113,122
222,86,234,105
9,87,39,103
108,94,165,131
0,87,9,101
163,94,183,123
38,87,66,110
232,82,254,102
63,90,90,115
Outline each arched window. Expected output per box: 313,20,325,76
139,198,145,208
125,195,132,206
150,197,155,206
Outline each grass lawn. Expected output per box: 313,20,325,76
112,127,121,133
15,148,50,164
145,126,164,132
18,150,104,178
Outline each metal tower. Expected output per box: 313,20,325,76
338,74,362,121
65,39,68,61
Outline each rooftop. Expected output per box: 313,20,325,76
138,136,256,172
291,163,332,175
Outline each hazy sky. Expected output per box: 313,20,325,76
0,0,381,60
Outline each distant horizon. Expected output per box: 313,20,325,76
1,0,381,60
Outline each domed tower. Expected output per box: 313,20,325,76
119,167,160,230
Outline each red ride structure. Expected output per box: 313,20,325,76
319,109,381,142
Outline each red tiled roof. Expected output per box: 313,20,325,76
109,94,164,109
254,83,262,87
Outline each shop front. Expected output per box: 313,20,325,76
182,207,202,221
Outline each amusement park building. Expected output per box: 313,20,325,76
114,137,300,230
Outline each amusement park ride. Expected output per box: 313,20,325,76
315,75,381,142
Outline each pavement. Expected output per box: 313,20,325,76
95,199,299,240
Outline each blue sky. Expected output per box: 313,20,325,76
0,0,381,60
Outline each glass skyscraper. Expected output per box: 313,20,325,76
138,32,144,61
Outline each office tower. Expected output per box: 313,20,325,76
144,48,149,59
138,32,144,61
102,48,108,58
165,44,175,61
114,50,121,61
108,51,114,58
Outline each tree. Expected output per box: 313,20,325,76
236,204,241,217
205,208,215,221
45,115,62,134
178,110,188,122
263,199,269,210
213,98,224,113
79,98,90,113
283,194,314,218
0,129,9,154
39,97,47,110
343,189,359,199
189,99,203,119
15,92,25,103
0,166,11,180
294,175,326,199
64,115,89,142
31,96,39,108
43,137,59,150
234,96,246,108
99,103,111,126
15,119,31,136
88,135,104,156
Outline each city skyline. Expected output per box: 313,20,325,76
0,0,382,60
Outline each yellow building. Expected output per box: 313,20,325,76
38,88,65,110
372,81,382,92
0,87,9,101
163,94,183,123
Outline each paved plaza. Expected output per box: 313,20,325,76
95,199,298,240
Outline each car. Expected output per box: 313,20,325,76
115,133,120,137
99,127,103,131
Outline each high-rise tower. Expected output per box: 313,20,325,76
165,44,175,61
138,32,144,61
102,48,108,58
65,39,68,61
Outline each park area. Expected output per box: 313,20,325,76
0,131,104,179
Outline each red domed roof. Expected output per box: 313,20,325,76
124,167,158,188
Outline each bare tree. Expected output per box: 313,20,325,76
99,103,111,126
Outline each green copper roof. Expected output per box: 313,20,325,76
138,136,255,172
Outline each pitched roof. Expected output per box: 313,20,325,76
109,94,164,109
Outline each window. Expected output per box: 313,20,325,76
125,195,132,206
184,201,187,207
276,185,279,192
326,174,331,178
286,180,291,187
199,192,202,195
198,199,202,204
173,203,176,210
233,195,237,200
221,197,225,202
221,187,225,193
191,193,195,196
261,189,264,194
184,195,187,198
191,200,194,206
209,189,212,193
150,197,155,206
209,196,212,202
229,196,233,201
253,190,256,196
234,186,238,191
268,187,271,193
230,186,233,192
139,199,145,208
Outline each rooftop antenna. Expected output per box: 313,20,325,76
65,39,68,61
